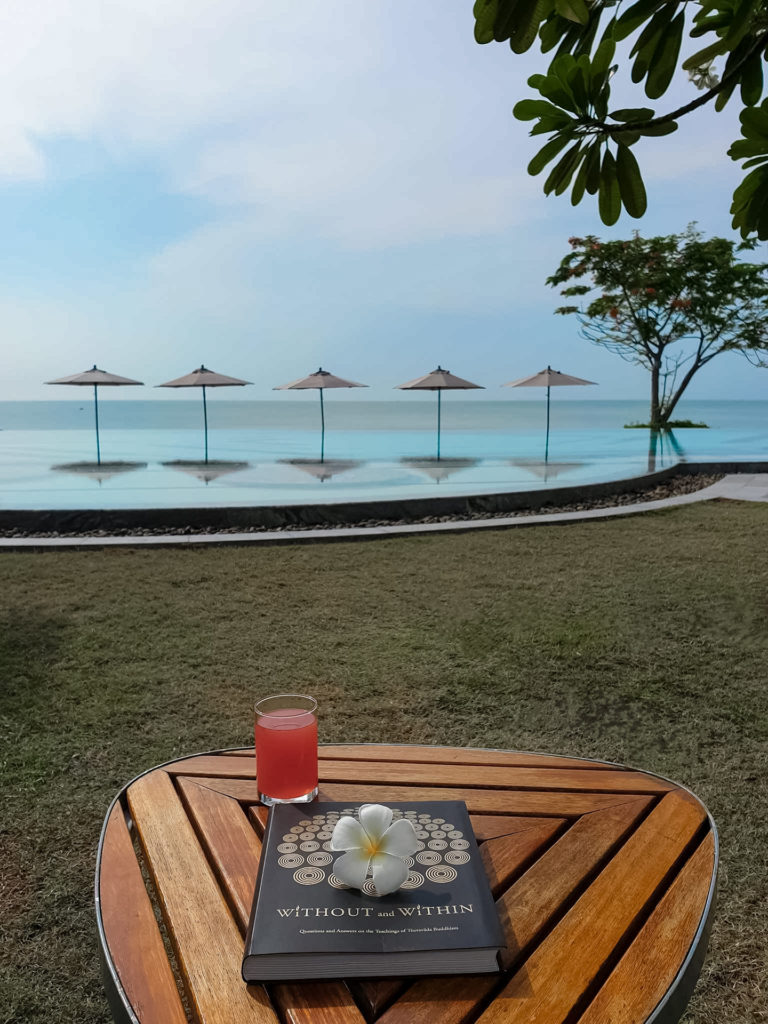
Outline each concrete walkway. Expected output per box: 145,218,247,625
1,474,765,550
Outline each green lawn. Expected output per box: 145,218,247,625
1,501,766,1023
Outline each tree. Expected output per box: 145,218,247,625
472,1,768,238
548,226,768,428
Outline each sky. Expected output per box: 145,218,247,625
1,0,766,403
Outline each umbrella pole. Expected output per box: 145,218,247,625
319,388,325,463
202,385,209,464
93,383,101,465
545,385,551,462
437,389,442,461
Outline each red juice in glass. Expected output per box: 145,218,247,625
254,695,318,804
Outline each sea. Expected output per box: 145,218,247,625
1,399,766,510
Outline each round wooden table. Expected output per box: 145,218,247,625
95,745,717,1024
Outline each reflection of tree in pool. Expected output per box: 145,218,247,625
647,430,686,474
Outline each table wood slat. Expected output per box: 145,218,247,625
198,747,617,770
576,831,716,1024
98,748,715,1024
127,770,278,1024
480,821,565,897
318,745,616,770
182,777,640,816
168,756,670,794
477,791,707,1024
99,804,188,1024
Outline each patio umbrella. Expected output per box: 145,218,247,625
503,365,596,460
158,365,252,464
45,365,144,465
396,366,484,460
273,368,367,462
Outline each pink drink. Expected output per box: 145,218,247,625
254,699,318,802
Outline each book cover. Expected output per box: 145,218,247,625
243,800,504,981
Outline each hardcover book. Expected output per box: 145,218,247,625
242,800,504,981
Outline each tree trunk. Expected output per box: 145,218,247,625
649,363,662,430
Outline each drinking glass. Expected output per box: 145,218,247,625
254,694,318,805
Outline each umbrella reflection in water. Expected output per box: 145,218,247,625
401,457,478,484
50,461,147,487
280,458,361,483
162,460,251,486
508,459,585,484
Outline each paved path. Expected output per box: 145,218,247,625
1,474,766,549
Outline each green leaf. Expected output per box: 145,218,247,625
609,107,655,122
590,35,616,80
543,141,582,194
513,98,568,121
740,53,764,107
630,5,677,85
598,150,621,225
682,39,729,73
645,11,684,99
584,142,602,194
571,155,589,205
555,0,589,25
528,133,573,175
554,146,586,196
613,129,642,145
616,143,648,217
614,0,665,42
509,0,549,54
473,0,498,44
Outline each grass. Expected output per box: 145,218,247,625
1,500,767,1023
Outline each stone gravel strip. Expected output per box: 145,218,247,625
0,476,737,549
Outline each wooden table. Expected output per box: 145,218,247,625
96,745,717,1024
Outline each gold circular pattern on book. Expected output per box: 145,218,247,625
277,843,298,854
416,850,441,866
425,865,458,884
293,867,325,885
401,871,425,889
328,873,351,890
307,852,333,866
282,833,297,843
299,832,315,841
299,841,320,852
447,830,463,839
361,879,382,898
428,839,448,851
277,854,304,869
450,839,470,850
444,850,471,865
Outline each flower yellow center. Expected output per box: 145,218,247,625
364,837,381,857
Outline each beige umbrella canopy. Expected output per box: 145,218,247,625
396,366,484,460
158,365,252,464
274,368,368,462
504,365,596,459
46,365,144,465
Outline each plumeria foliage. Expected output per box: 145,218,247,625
473,0,768,236
330,804,420,896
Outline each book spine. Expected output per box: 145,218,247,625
242,806,273,978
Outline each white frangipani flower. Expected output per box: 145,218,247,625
330,804,420,895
